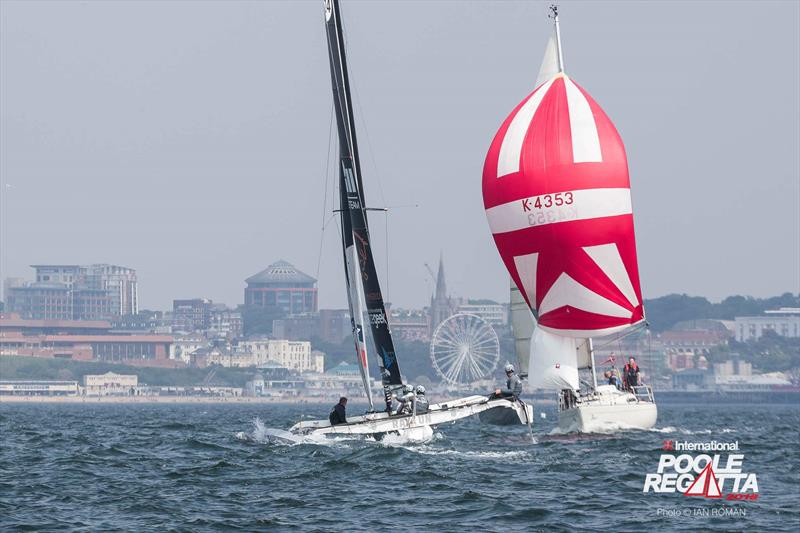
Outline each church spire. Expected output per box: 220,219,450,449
435,251,447,300
429,251,450,333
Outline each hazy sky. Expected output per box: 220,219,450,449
1,0,798,311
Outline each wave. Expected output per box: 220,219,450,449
644,426,737,435
547,423,738,437
404,446,533,461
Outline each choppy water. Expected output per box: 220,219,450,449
1,402,798,532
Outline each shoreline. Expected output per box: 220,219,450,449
0,395,335,405
0,394,555,406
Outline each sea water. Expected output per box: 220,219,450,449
1,402,798,531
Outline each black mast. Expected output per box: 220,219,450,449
324,0,403,411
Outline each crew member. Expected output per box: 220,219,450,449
623,357,641,391
491,363,523,401
609,368,622,389
394,385,416,416
414,385,429,414
329,396,348,425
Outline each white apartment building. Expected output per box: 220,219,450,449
237,339,323,373
734,308,800,342
83,372,138,395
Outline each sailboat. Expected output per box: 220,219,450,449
481,6,657,433
289,0,531,439
478,279,536,426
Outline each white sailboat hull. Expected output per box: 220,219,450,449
558,385,657,433
290,395,531,438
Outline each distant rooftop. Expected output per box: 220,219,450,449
246,260,316,285
764,307,800,315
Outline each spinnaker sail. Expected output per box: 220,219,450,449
324,0,402,411
482,8,644,340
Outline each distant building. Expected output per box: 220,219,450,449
243,372,266,396
32,265,81,287
319,309,351,344
73,288,115,321
714,360,752,378
0,380,79,396
734,308,800,342
172,298,213,332
172,334,209,364
110,311,165,334
237,339,322,373
245,260,317,314
428,254,452,332
3,277,26,301
661,329,729,369
273,309,352,343
207,306,243,340
272,314,318,341
75,264,138,316
388,309,430,342
83,372,138,395
457,301,507,326
6,283,73,320
7,264,138,320
0,313,173,365
303,361,379,398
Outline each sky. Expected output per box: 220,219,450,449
1,0,798,311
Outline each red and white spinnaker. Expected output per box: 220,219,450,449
483,19,644,341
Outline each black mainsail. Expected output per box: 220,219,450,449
324,0,403,411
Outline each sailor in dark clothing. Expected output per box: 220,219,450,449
329,396,348,425
623,357,640,391
491,363,523,401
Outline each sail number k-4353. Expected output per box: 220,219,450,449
521,192,574,212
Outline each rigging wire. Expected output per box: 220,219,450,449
591,321,650,352
341,14,394,301
315,102,336,282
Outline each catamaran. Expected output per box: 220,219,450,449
481,6,657,433
289,0,531,439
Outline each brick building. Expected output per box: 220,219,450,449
244,260,317,314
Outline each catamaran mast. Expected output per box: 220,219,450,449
324,0,403,412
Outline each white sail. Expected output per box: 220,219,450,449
345,244,374,409
575,337,592,370
535,32,560,87
528,327,586,391
510,278,535,375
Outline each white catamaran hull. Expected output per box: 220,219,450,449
290,395,532,438
558,385,657,433
478,401,534,426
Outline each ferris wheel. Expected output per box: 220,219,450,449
430,313,500,385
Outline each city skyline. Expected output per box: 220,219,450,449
2,1,798,311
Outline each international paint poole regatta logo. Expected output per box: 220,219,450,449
644,440,759,501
